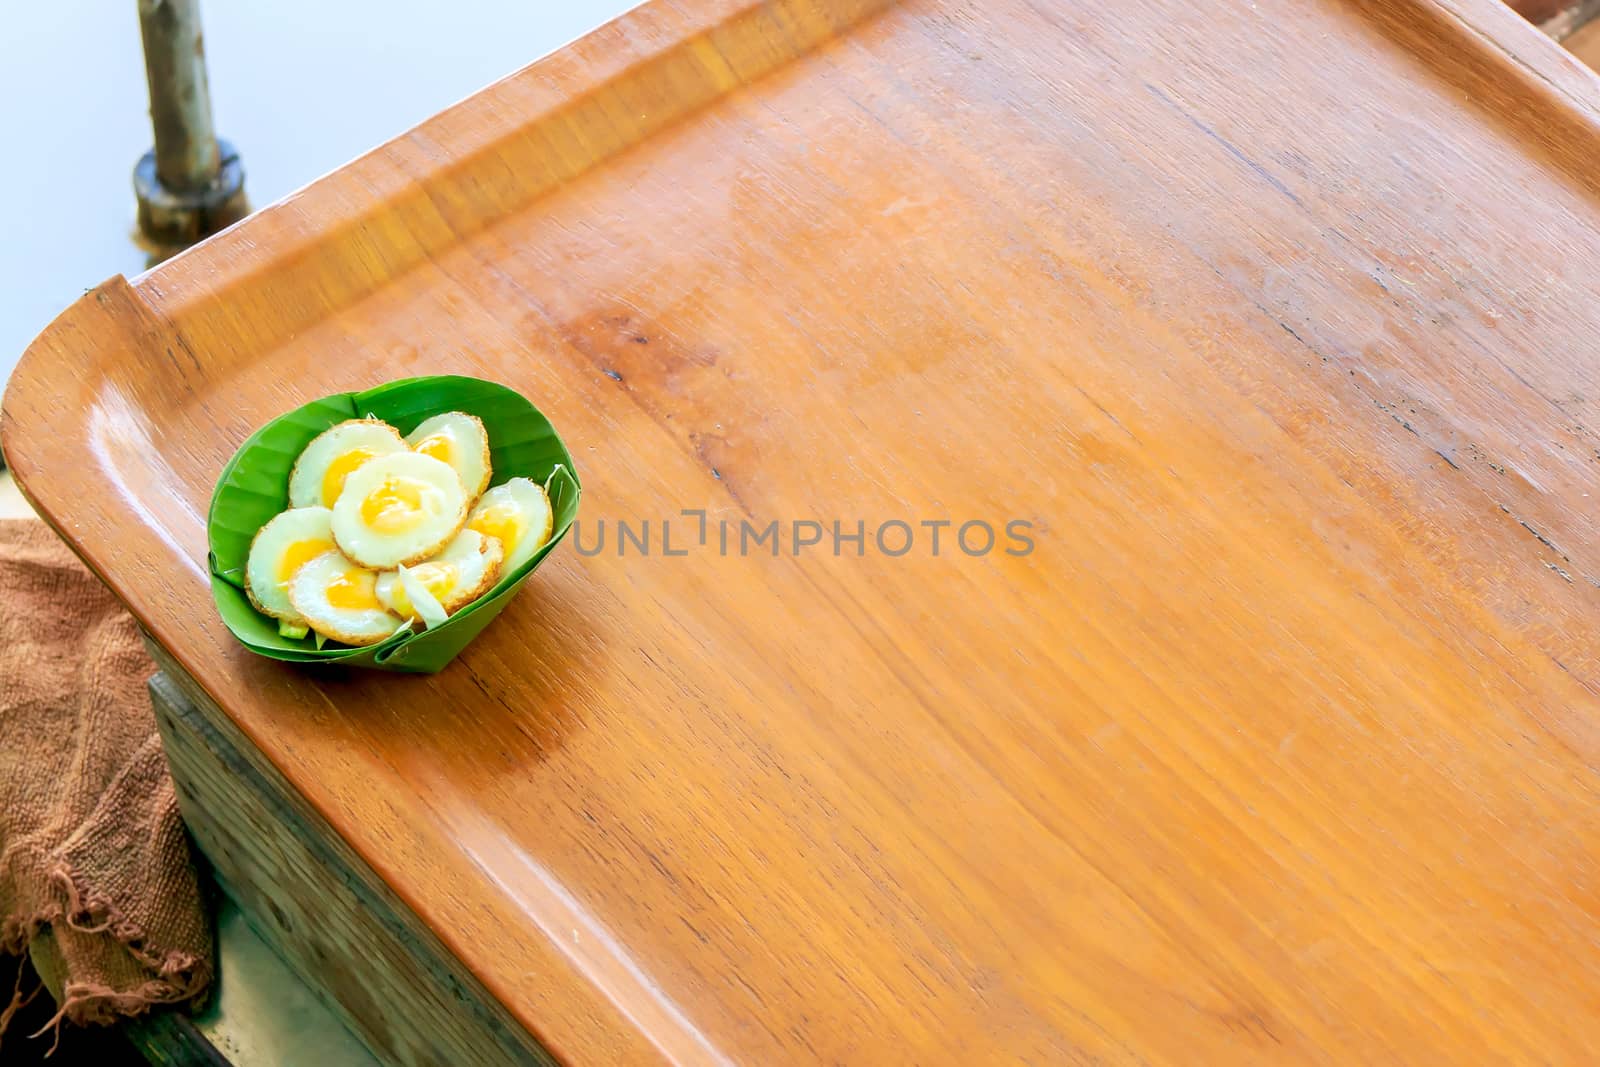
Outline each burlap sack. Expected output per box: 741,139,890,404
0,520,211,1050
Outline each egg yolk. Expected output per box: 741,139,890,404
321,448,380,507
390,562,458,618
275,538,333,587
360,475,439,534
468,504,525,552
326,568,383,611
412,432,454,465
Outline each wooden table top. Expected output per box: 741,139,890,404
8,0,1600,1060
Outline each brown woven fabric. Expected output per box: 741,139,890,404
0,520,212,1049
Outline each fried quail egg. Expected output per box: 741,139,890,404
405,411,491,503
288,419,406,509
331,452,468,569
374,529,504,624
245,506,335,636
465,477,553,573
287,550,404,645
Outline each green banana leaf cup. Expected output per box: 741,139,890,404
208,375,581,673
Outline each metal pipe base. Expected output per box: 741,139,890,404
134,137,248,246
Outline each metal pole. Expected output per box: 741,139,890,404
133,0,246,246
138,0,220,192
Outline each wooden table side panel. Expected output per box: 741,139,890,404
146,656,554,1067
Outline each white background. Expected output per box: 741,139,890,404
0,1,639,388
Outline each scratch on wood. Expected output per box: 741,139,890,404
1519,519,1568,559
1143,82,1304,207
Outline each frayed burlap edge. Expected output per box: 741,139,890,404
0,862,211,1055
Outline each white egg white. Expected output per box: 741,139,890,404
287,419,405,509
405,411,491,503
287,550,404,646
244,507,335,626
331,451,468,569
465,478,553,573
374,528,504,624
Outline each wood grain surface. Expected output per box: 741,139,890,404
6,0,1600,1061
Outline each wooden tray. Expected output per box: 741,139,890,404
8,0,1600,1060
